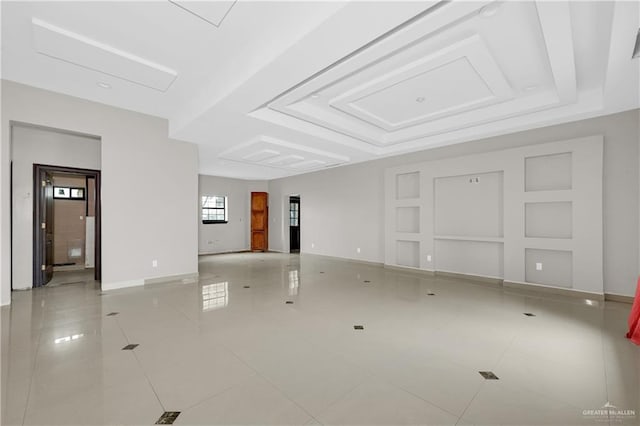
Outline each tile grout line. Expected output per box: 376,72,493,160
287,330,455,423
292,333,461,420
598,323,612,426
454,381,486,426
112,315,167,414
454,322,520,425
217,339,323,425
19,311,45,426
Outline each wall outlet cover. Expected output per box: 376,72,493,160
536,262,542,271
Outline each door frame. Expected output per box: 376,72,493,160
288,195,300,253
32,164,101,287
250,192,269,252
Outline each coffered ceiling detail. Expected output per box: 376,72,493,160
168,1,236,28
219,135,349,172
32,18,178,92
2,0,638,179
253,1,576,151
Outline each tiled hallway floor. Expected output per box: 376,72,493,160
2,253,638,425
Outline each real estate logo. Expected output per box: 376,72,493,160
582,402,636,423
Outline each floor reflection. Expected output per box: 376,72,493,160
288,270,299,296
201,282,229,312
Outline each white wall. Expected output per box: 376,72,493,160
1,80,199,299
198,175,267,254
269,164,383,259
11,125,101,289
385,136,604,295
269,109,639,296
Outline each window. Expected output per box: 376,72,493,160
202,196,228,224
54,186,85,200
289,201,299,226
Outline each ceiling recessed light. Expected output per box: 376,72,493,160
415,97,425,103
523,85,538,92
96,82,111,89
480,2,501,18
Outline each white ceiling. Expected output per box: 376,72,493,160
2,1,639,180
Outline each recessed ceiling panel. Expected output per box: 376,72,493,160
259,1,574,150
242,149,280,162
349,57,493,128
265,155,304,166
32,18,177,92
219,135,349,172
168,1,236,27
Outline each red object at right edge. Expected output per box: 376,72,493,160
626,277,640,345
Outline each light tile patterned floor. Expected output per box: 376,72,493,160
2,252,638,425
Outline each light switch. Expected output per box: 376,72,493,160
536,262,543,271
427,255,432,262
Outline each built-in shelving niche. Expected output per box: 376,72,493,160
396,171,420,200
525,152,572,192
385,136,602,295
396,206,420,233
396,240,420,268
525,248,573,288
435,239,504,278
435,171,504,238
525,201,572,239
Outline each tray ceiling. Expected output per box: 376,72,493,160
1,1,638,179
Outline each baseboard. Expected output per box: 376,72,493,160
381,264,604,300
101,272,199,291
145,272,199,285
101,279,144,291
605,293,635,303
435,270,502,287
198,250,250,256
302,252,383,267
504,280,605,301
383,264,435,276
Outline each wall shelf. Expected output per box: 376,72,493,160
434,235,504,243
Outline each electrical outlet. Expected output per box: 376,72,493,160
152,259,158,268
427,255,432,262
311,243,315,248
536,262,542,271
357,247,361,253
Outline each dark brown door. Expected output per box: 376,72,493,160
33,164,101,287
251,192,268,252
36,170,54,286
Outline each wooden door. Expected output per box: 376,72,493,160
251,192,268,252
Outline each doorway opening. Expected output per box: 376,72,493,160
33,164,101,287
289,196,300,253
